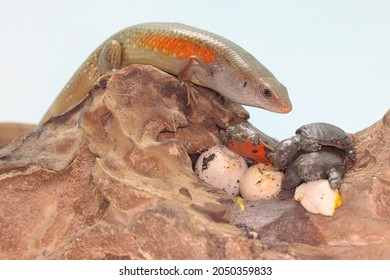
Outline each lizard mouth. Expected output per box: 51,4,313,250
261,101,292,114
280,102,293,113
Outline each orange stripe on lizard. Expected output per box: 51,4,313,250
138,34,215,63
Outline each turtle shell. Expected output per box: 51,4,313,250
296,122,356,160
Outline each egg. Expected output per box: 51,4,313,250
294,179,342,216
195,145,248,195
239,163,283,201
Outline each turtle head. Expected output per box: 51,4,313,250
271,136,300,170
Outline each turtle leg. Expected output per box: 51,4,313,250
346,148,357,162
327,168,343,188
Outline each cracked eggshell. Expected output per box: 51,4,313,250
239,163,283,201
195,145,248,195
294,179,342,216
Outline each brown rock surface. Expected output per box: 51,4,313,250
0,123,35,146
0,65,389,259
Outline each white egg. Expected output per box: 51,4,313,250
239,163,283,201
195,145,248,195
294,179,342,216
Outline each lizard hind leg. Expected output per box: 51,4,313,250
178,56,212,106
98,39,123,75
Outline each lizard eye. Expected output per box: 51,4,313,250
263,89,272,98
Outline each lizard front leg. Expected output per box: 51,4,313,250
178,56,212,105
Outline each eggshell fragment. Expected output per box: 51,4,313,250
234,196,247,211
294,179,342,216
195,145,248,195
239,163,283,201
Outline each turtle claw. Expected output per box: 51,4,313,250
327,168,342,188
347,149,357,162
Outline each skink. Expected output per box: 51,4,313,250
40,22,292,125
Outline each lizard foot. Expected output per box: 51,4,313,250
179,81,199,106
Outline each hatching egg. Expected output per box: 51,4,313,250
294,179,342,216
239,163,283,201
195,145,248,195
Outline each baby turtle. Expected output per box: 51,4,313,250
281,149,346,190
223,122,278,164
272,122,356,170
296,122,356,160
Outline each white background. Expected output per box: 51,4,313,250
0,0,389,139
0,260,389,279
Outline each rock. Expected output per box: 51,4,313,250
0,65,389,259
0,123,35,146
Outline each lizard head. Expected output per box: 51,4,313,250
216,62,293,114
254,76,292,114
